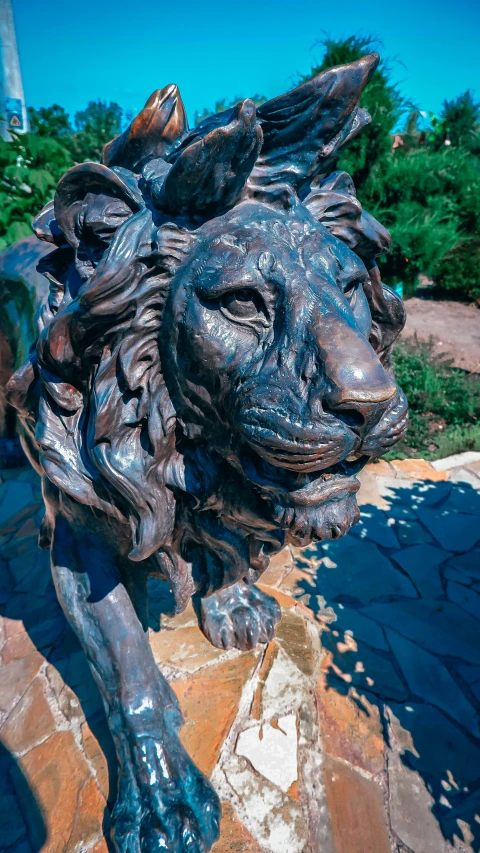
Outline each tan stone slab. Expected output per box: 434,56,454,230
317,656,384,776
387,749,449,853
364,459,396,477
212,801,263,852
50,676,85,725
448,467,480,490
81,721,110,801
391,458,447,481
323,755,390,853
150,625,225,673
258,547,294,589
223,761,307,853
356,467,390,510
0,675,56,754
18,730,106,853
172,652,257,777
275,608,315,677
253,645,310,721
4,616,26,638
2,629,37,664
0,651,44,715
88,841,110,853
68,777,108,852
432,451,480,472
158,600,198,630
279,564,316,596
257,584,296,609
15,516,39,538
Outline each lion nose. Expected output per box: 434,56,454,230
319,331,397,433
322,397,391,436
322,373,397,435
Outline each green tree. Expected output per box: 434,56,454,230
435,90,480,153
72,100,123,161
27,104,72,138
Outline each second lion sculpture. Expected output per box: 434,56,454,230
7,54,408,852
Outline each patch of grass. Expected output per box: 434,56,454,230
432,423,480,458
385,337,480,460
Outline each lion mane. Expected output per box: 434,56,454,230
7,55,405,611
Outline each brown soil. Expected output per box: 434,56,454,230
401,297,480,373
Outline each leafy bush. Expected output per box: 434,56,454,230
0,130,74,251
432,238,480,302
386,338,480,459
0,101,125,251
366,145,480,288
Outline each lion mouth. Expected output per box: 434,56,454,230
237,450,364,545
244,434,342,473
240,450,365,507
238,405,358,474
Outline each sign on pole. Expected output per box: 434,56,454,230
5,96,23,130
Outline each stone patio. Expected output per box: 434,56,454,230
1,453,480,853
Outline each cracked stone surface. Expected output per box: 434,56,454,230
236,714,298,793
1,452,480,852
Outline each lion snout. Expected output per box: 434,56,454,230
235,381,406,473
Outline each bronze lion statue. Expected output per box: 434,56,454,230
6,53,407,853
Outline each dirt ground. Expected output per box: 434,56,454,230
402,297,480,373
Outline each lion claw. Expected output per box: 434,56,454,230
111,734,220,853
200,582,281,651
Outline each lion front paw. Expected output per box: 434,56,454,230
111,735,220,853
200,582,281,651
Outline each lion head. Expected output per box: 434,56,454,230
7,54,407,609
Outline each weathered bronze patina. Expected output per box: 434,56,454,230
6,54,407,852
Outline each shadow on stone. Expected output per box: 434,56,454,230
0,740,47,851
147,576,177,630
295,476,480,852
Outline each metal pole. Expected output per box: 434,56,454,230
0,0,28,140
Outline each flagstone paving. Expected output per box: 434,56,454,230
1,452,480,852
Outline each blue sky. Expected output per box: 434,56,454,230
13,0,480,128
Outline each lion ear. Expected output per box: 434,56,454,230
251,54,378,196
161,99,263,217
102,85,188,172
304,171,391,260
54,162,143,250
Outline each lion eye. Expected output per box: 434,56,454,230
221,289,266,321
343,279,361,303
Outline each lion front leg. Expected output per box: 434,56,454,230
50,509,220,853
200,582,281,651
